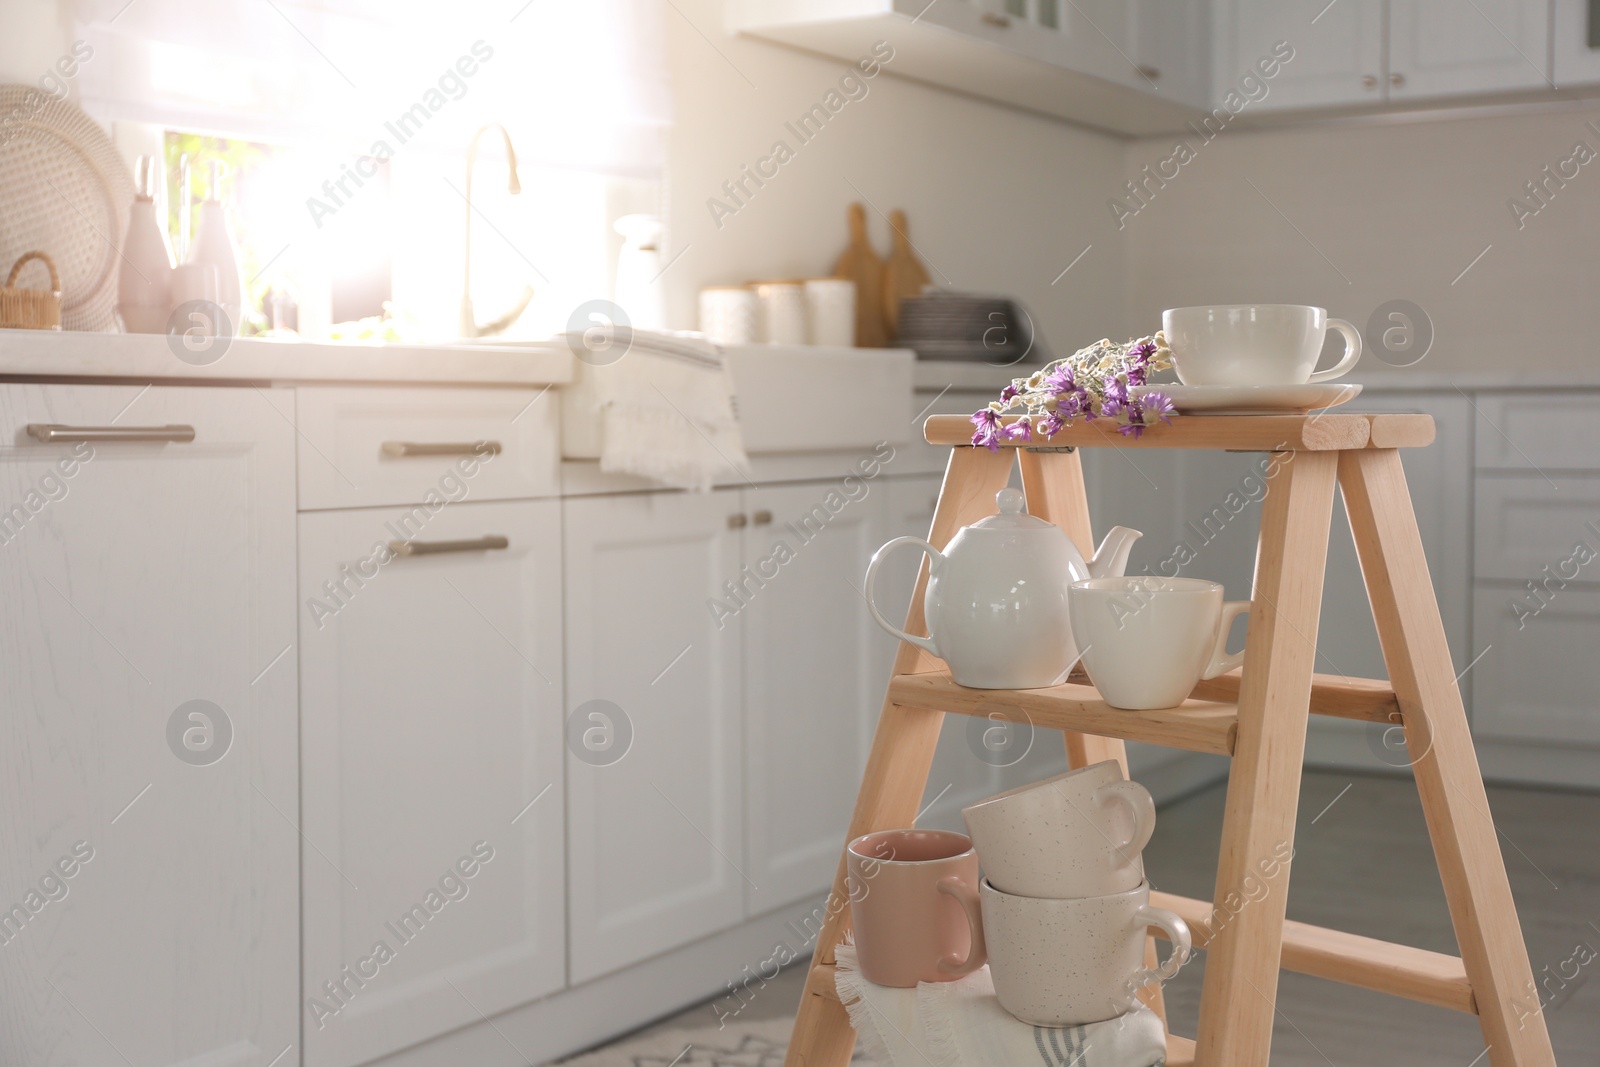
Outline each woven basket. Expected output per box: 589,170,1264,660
1,251,63,330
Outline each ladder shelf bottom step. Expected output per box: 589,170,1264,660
804,962,1197,1065
1149,892,1476,1014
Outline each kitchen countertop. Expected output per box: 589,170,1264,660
0,329,573,386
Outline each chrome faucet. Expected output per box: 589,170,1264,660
460,123,535,338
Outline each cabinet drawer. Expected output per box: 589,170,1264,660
1473,393,1600,471
296,386,558,510
1474,476,1600,581
1473,585,1600,744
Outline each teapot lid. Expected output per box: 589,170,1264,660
970,488,1054,531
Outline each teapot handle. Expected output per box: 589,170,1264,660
863,536,943,658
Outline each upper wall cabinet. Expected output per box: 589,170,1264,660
728,0,1211,135
736,0,1569,134
1553,0,1600,86
1389,0,1550,98
1213,0,1384,110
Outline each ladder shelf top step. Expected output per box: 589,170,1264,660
889,670,1404,756
924,412,1435,451
888,671,1238,756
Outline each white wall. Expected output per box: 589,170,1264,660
662,0,1133,348
1120,105,1600,375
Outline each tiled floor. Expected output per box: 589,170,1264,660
590,770,1600,1065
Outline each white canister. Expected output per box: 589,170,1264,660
804,277,856,346
753,281,807,345
698,286,758,344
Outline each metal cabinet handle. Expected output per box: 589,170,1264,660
752,509,774,526
980,12,1011,27
382,440,503,458
1390,72,1406,87
389,535,509,556
1362,74,1379,89
728,513,749,529
26,424,195,443
1136,65,1161,81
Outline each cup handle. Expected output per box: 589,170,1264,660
1203,600,1252,679
935,876,987,977
1129,905,1192,988
1309,318,1363,383
1096,779,1156,869
863,536,943,657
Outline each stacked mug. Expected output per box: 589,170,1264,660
961,761,1191,1027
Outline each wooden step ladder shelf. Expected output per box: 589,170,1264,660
784,413,1556,1067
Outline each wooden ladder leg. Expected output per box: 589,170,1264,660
784,444,1015,1067
1018,447,1167,1026
1339,449,1557,1067
1194,449,1338,1067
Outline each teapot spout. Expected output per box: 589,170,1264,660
1087,526,1142,579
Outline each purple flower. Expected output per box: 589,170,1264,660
1126,342,1157,386
1037,411,1064,438
1141,390,1176,425
970,408,1002,451
1001,417,1032,443
1131,341,1157,362
1043,364,1077,396
999,384,1019,404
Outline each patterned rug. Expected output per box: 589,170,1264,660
555,1015,882,1067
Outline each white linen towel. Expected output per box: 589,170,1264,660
835,943,1169,1067
563,327,749,492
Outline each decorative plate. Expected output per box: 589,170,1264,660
0,85,134,331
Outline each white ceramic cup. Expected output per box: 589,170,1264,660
980,878,1191,1027
1162,304,1362,386
1070,576,1250,710
804,277,856,346
961,760,1155,898
698,287,758,344
753,281,807,345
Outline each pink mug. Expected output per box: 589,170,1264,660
845,829,986,987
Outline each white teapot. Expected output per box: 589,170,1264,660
864,488,1141,690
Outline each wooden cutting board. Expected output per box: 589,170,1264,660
832,202,887,348
881,209,932,338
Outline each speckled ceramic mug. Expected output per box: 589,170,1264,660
961,760,1155,898
980,878,1191,1027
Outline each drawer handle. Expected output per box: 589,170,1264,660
389,535,509,557
26,423,195,443
382,440,503,458
752,509,773,526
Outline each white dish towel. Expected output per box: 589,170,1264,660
835,943,1169,1067
562,327,749,492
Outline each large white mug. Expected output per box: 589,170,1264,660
1070,576,1250,710
961,760,1154,898
981,878,1191,1027
1162,304,1361,385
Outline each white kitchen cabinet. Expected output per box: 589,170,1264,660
1553,0,1600,86
1474,393,1600,471
1474,475,1600,581
564,490,744,982
1388,0,1549,98
298,499,565,1067
0,385,298,1067
1472,586,1600,745
728,0,1208,135
742,480,886,913
1213,0,1385,109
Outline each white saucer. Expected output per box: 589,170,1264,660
1131,382,1362,414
